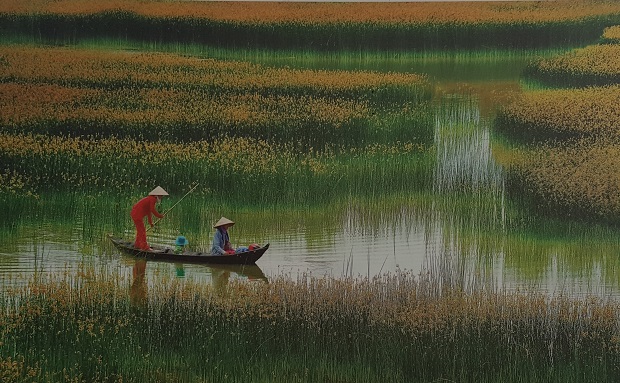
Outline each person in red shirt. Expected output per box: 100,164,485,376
130,186,168,250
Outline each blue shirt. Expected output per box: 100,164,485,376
211,228,230,255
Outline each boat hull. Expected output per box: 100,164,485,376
109,236,268,265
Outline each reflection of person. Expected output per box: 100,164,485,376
175,263,185,278
211,217,235,255
211,268,231,292
130,186,168,250
130,259,147,306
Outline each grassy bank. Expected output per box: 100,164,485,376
1,267,619,382
602,25,620,43
495,139,620,223
495,85,620,142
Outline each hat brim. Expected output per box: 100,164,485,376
213,217,235,228
149,186,169,196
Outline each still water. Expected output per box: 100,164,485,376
3,48,620,296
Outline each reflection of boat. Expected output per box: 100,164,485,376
109,236,268,265
207,263,268,282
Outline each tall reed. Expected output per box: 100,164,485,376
0,132,435,204
1,266,619,382
498,139,620,223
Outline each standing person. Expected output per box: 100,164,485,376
131,186,168,250
211,217,235,255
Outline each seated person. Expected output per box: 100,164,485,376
211,217,236,255
175,235,188,254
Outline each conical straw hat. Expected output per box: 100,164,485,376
213,217,235,228
149,186,169,196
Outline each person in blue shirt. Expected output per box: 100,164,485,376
211,217,235,255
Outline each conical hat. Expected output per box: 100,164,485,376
213,217,235,228
149,186,169,196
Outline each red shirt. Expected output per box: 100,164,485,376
130,195,163,225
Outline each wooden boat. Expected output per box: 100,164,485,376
109,236,268,265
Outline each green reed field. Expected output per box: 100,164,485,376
2,266,619,383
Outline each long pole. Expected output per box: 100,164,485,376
147,182,199,232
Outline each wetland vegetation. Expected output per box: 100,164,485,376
3,267,620,382
3,0,620,381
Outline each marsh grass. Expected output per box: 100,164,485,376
495,85,620,142
494,31,620,223
497,139,620,224
1,265,619,382
525,44,620,87
0,132,434,204
0,45,431,145
602,25,620,43
0,43,434,202
1,1,618,50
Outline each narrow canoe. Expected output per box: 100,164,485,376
109,236,268,265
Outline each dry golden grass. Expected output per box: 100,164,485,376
529,44,620,84
0,46,428,97
602,25,620,43
0,82,370,139
1,0,619,24
500,139,620,219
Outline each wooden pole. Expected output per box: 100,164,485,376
147,183,199,232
